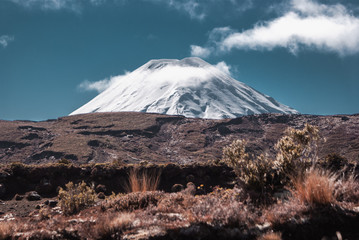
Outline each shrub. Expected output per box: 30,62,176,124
58,158,72,165
222,124,321,196
275,123,320,180
319,153,349,171
102,191,164,211
0,221,15,239
9,161,26,171
258,232,282,240
124,168,161,193
222,140,274,193
95,213,134,239
58,181,96,215
293,168,336,206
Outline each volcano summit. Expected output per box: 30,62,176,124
71,57,298,119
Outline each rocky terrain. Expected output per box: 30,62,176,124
0,112,358,165
0,112,359,239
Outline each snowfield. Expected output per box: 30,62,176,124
70,57,298,119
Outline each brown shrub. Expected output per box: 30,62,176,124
125,168,161,193
38,207,52,220
188,193,254,227
58,158,72,165
319,153,349,171
102,191,164,212
94,213,134,239
0,221,15,239
58,181,96,215
258,232,282,240
275,123,320,181
178,188,256,227
157,192,195,213
222,124,320,196
293,168,336,206
222,140,273,193
265,197,307,226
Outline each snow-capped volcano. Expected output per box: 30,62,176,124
70,57,298,119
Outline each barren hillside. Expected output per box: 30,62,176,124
0,112,358,165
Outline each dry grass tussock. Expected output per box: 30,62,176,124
293,168,336,206
334,171,359,204
125,168,161,192
293,167,359,207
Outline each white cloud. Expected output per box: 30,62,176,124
145,0,205,20
214,61,232,76
291,0,347,16
170,0,205,20
145,0,254,20
8,0,108,12
78,79,112,93
90,0,107,6
190,45,211,58
78,72,129,93
229,0,254,13
9,0,82,12
0,35,14,48
193,0,359,56
8,0,254,19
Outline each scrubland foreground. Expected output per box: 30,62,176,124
0,124,358,239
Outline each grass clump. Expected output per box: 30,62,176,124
293,168,336,206
125,168,161,193
334,172,359,204
58,181,96,215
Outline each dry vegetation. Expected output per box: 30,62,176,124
0,124,358,239
293,168,336,206
259,232,282,240
124,168,161,192
0,221,15,239
58,181,96,215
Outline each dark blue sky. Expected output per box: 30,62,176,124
1,0,359,121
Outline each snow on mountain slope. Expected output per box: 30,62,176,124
70,57,298,119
